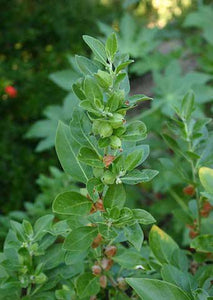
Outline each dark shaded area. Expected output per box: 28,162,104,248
0,0,117,212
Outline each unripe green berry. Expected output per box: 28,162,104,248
34,273,47,284
92,120,101,135
93,168,104,178
98,122,113,138
113,127,126,137
109,113,125,129
110,136,121,149
102,170,115,185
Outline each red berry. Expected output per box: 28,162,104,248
189,230,199,239
183,185,195,196
104,245,117,258
5,86,17,98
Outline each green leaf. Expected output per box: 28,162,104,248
53,191,92,216
124,222,144,251
104,183,126,209
116,60,134,74
199,167,213,194
124,149,144,171
70,109,99,152
126,278,191,300
105,32,118,61
86,178,101,202
84,76,103,103
34,215,54,240
76,273,100,298
95,70,112,89
161,264,192,293
41,244,65,270
55,121,90,183
128,94,152,107
107,90,124,112
49,70,79,91
83,35,107,65
113,248,146,269
122,121,147,141
63,226,98,252
149,225,179,265
78,147,104,168
180,90,195,120
75,55,99,75
121,169,159,185
114,207,133,226
132,209,156,225
191,234,213,253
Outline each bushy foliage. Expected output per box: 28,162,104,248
1,32,213,300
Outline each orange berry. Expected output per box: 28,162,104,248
92,265,102,276
104,245,117,257
101,258,113,271
103,155,115,168
183,185,195,196
92,233,103,248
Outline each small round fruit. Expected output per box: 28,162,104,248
102,170,115,185
93,168,104,178
104,245,117,257
92,120,101,135
98,122,113,138
110,136,121,149
109,113,125,129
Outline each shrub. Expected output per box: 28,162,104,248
1,33,213,300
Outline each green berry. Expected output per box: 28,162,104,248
92,120,101,135
93,168,104,178
102,170,115,185
109,113,125,129
98,122,113,138
110,136,121,149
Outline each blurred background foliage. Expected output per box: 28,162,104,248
0,0,212,239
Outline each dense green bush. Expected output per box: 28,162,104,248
0,32,213,300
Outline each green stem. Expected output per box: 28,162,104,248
183,119,201,231
169,189,188,212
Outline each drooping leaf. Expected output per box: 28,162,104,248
55,121,90,183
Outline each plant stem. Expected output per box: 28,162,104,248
183,119,201,232
169,189,188,212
